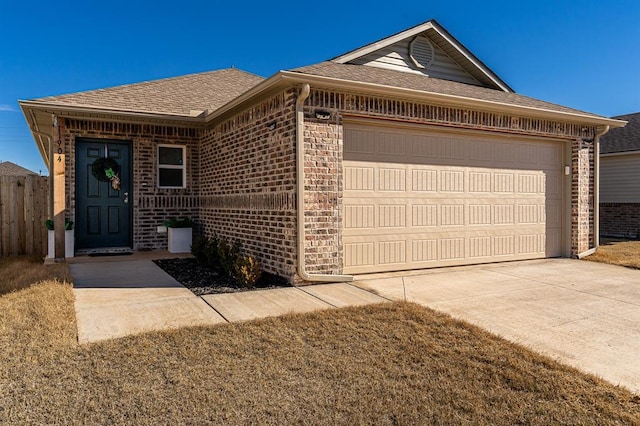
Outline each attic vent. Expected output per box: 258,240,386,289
409,36,435,69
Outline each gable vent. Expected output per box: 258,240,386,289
409,36,435,69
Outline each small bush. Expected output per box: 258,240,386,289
233,255,262,288
191,235,209,265
204,234,221,271
217,239,242,277
191,234,264,288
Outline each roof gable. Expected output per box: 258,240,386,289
600,113,640,154
331,20,513,92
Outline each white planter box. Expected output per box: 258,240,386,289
65,229,74,258
168,227,192,253
47,229,75,258
47,230,54,259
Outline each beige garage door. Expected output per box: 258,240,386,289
343,122,564,274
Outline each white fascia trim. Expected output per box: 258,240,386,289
276,71,626,128
332,22,435,63
18,100,208,124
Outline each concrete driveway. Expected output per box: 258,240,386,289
354,259,640,394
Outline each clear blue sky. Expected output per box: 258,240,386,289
1,0,638,175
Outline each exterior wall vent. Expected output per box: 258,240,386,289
409,36,435,69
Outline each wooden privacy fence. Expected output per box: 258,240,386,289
0,175,49,257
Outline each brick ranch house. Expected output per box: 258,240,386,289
20,20,625,283
599,112,640,238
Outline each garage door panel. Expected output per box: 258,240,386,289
344,166,375,191
412,204,438,227
469,204,492,225
379,205,406,227
411,169,437,191
343,124,564,274
379,168,406,191
344,232,550,274
344,205,375,229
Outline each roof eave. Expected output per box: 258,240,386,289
277,71,626,128
18,100,209,124
19,102,51,169
19,100,210,170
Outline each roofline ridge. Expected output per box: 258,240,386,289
28,67,261,102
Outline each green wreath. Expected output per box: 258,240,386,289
91,157,121,182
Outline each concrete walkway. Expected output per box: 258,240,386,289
354,259,640,394
70,255,640,394
69,258,387,344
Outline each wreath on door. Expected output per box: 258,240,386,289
91,157,121,190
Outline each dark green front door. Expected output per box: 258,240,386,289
76,139,132,249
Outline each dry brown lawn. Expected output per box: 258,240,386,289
586,239,640,269
1,256,640,424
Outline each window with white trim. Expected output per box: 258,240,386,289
157,145,186,188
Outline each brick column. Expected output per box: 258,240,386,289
571,138,594,254
303,118,344,275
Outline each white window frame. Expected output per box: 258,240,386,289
157,144,186,189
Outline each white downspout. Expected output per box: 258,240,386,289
296,83,353,283
593,125,610,248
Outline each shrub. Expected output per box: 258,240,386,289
191,234,263,287
191,235,208,265
233,254,262,288
204,234,221,271
217,239,242,277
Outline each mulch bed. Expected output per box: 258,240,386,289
153,257,290,295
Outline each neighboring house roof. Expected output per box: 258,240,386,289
289,62,602,118
331,19,513,93
0,161,37,176
29,68,265,117
600,112,640,154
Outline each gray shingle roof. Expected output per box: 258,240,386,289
290,62,603,118
600,113,640,154
0,161,37,176
32,68,265,116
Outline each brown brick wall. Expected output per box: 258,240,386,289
600,203,640,239
198,91,298,280
62,119,200,250
302,117,343,275
55,84,598,279
571,139,595,254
